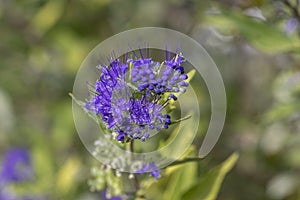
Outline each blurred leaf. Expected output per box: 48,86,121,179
205,11,299,53
142,146,197,200
31,137,55,192
161,147,198,200
51,102,74,149
272,70,300,103
31,0,65,34
158,112,196,160
51,29,92,73
285,146,300,168
182,152,239,200
69,92,99,123
164,145,197,175
56,156,81,196
0,89,15,136
263,102,300,123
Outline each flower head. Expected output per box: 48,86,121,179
85,51,189,142
0,148,33,184
135,162,161,179
285,18,298,35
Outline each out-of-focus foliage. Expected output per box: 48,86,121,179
182,153,239,200
204,9,299,53
201,1,300,200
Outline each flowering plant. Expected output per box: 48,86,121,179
71,47,237,199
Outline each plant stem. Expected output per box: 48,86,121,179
129,140,140,193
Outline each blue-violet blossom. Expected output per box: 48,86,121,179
135,162,161,179
85,52,189,142
0,148,33,184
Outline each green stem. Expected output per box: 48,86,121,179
171,115,192,124
129,140,140,193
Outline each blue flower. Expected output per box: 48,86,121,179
0,148,33,184
0,190,15,200
285,18,298,35
135,162,161,179
85,52,189,142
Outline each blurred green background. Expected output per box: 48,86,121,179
1,0,300,199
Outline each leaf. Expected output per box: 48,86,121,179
31,137,55,192
31,0,65,34
56,156,81,196
158,112,196,160
69,92,99,123
51,102,74,149
205,11,299,53
88,166,123,196
142,146,198,200
162,158,198,200
181,152,239,200
263,102,300,123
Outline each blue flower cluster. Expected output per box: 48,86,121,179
0,148,33,184
85,52,189,142
135,162,160,179
0,148,44,200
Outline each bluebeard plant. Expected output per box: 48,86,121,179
85,52,189,143
0,148,33,184
0,148,43,200
135,162,161,179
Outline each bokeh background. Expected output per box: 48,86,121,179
1,0,300,199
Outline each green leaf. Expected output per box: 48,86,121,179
69,92,99,123
263,102,300,123
205,11,299,53
142,146,198,200
56,156,81,196
162,158,198,200
158,112,196,160
31,0,65,34
181,152,239,200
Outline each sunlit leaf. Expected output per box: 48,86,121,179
182,152,239,200
56,156,81,196
31,0,65,34
158,112,196,160
142,146,198,200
